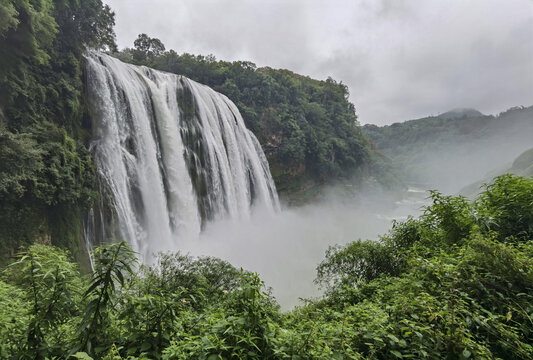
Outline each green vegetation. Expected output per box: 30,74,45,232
1,174,531,359
117,34,397,203
362,107,532,159
0,0,116,266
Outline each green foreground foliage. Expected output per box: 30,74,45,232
1,174,532,359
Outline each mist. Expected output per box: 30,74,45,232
410,134,533,195
376,107,533,195
98,0,532,310
178,187,427,309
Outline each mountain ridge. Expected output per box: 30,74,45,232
438,107,484,120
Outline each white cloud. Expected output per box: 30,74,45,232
106,0,533,124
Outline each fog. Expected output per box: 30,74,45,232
179,187,427,309
409,140,533,195
395,108,533,194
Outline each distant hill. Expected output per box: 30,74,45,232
363,106,533,193
438,108,484,120
460,147,533,197
512,147,533,176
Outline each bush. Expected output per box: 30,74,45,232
476,175,533,242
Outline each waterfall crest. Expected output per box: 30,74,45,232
85,52,279,261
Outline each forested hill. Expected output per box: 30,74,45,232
363,106,533,192
115,36,398,202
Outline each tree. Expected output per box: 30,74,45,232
133,33,165,62
3,245,82,358
77,241,136,356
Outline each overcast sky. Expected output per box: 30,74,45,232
105,0,533,125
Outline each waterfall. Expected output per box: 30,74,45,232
84,52,279,262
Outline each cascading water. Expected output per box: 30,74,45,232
84,52,279,262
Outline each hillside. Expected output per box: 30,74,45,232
1,2,533,359
2,174,532,359
363,106,533,193
438,108,484,120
